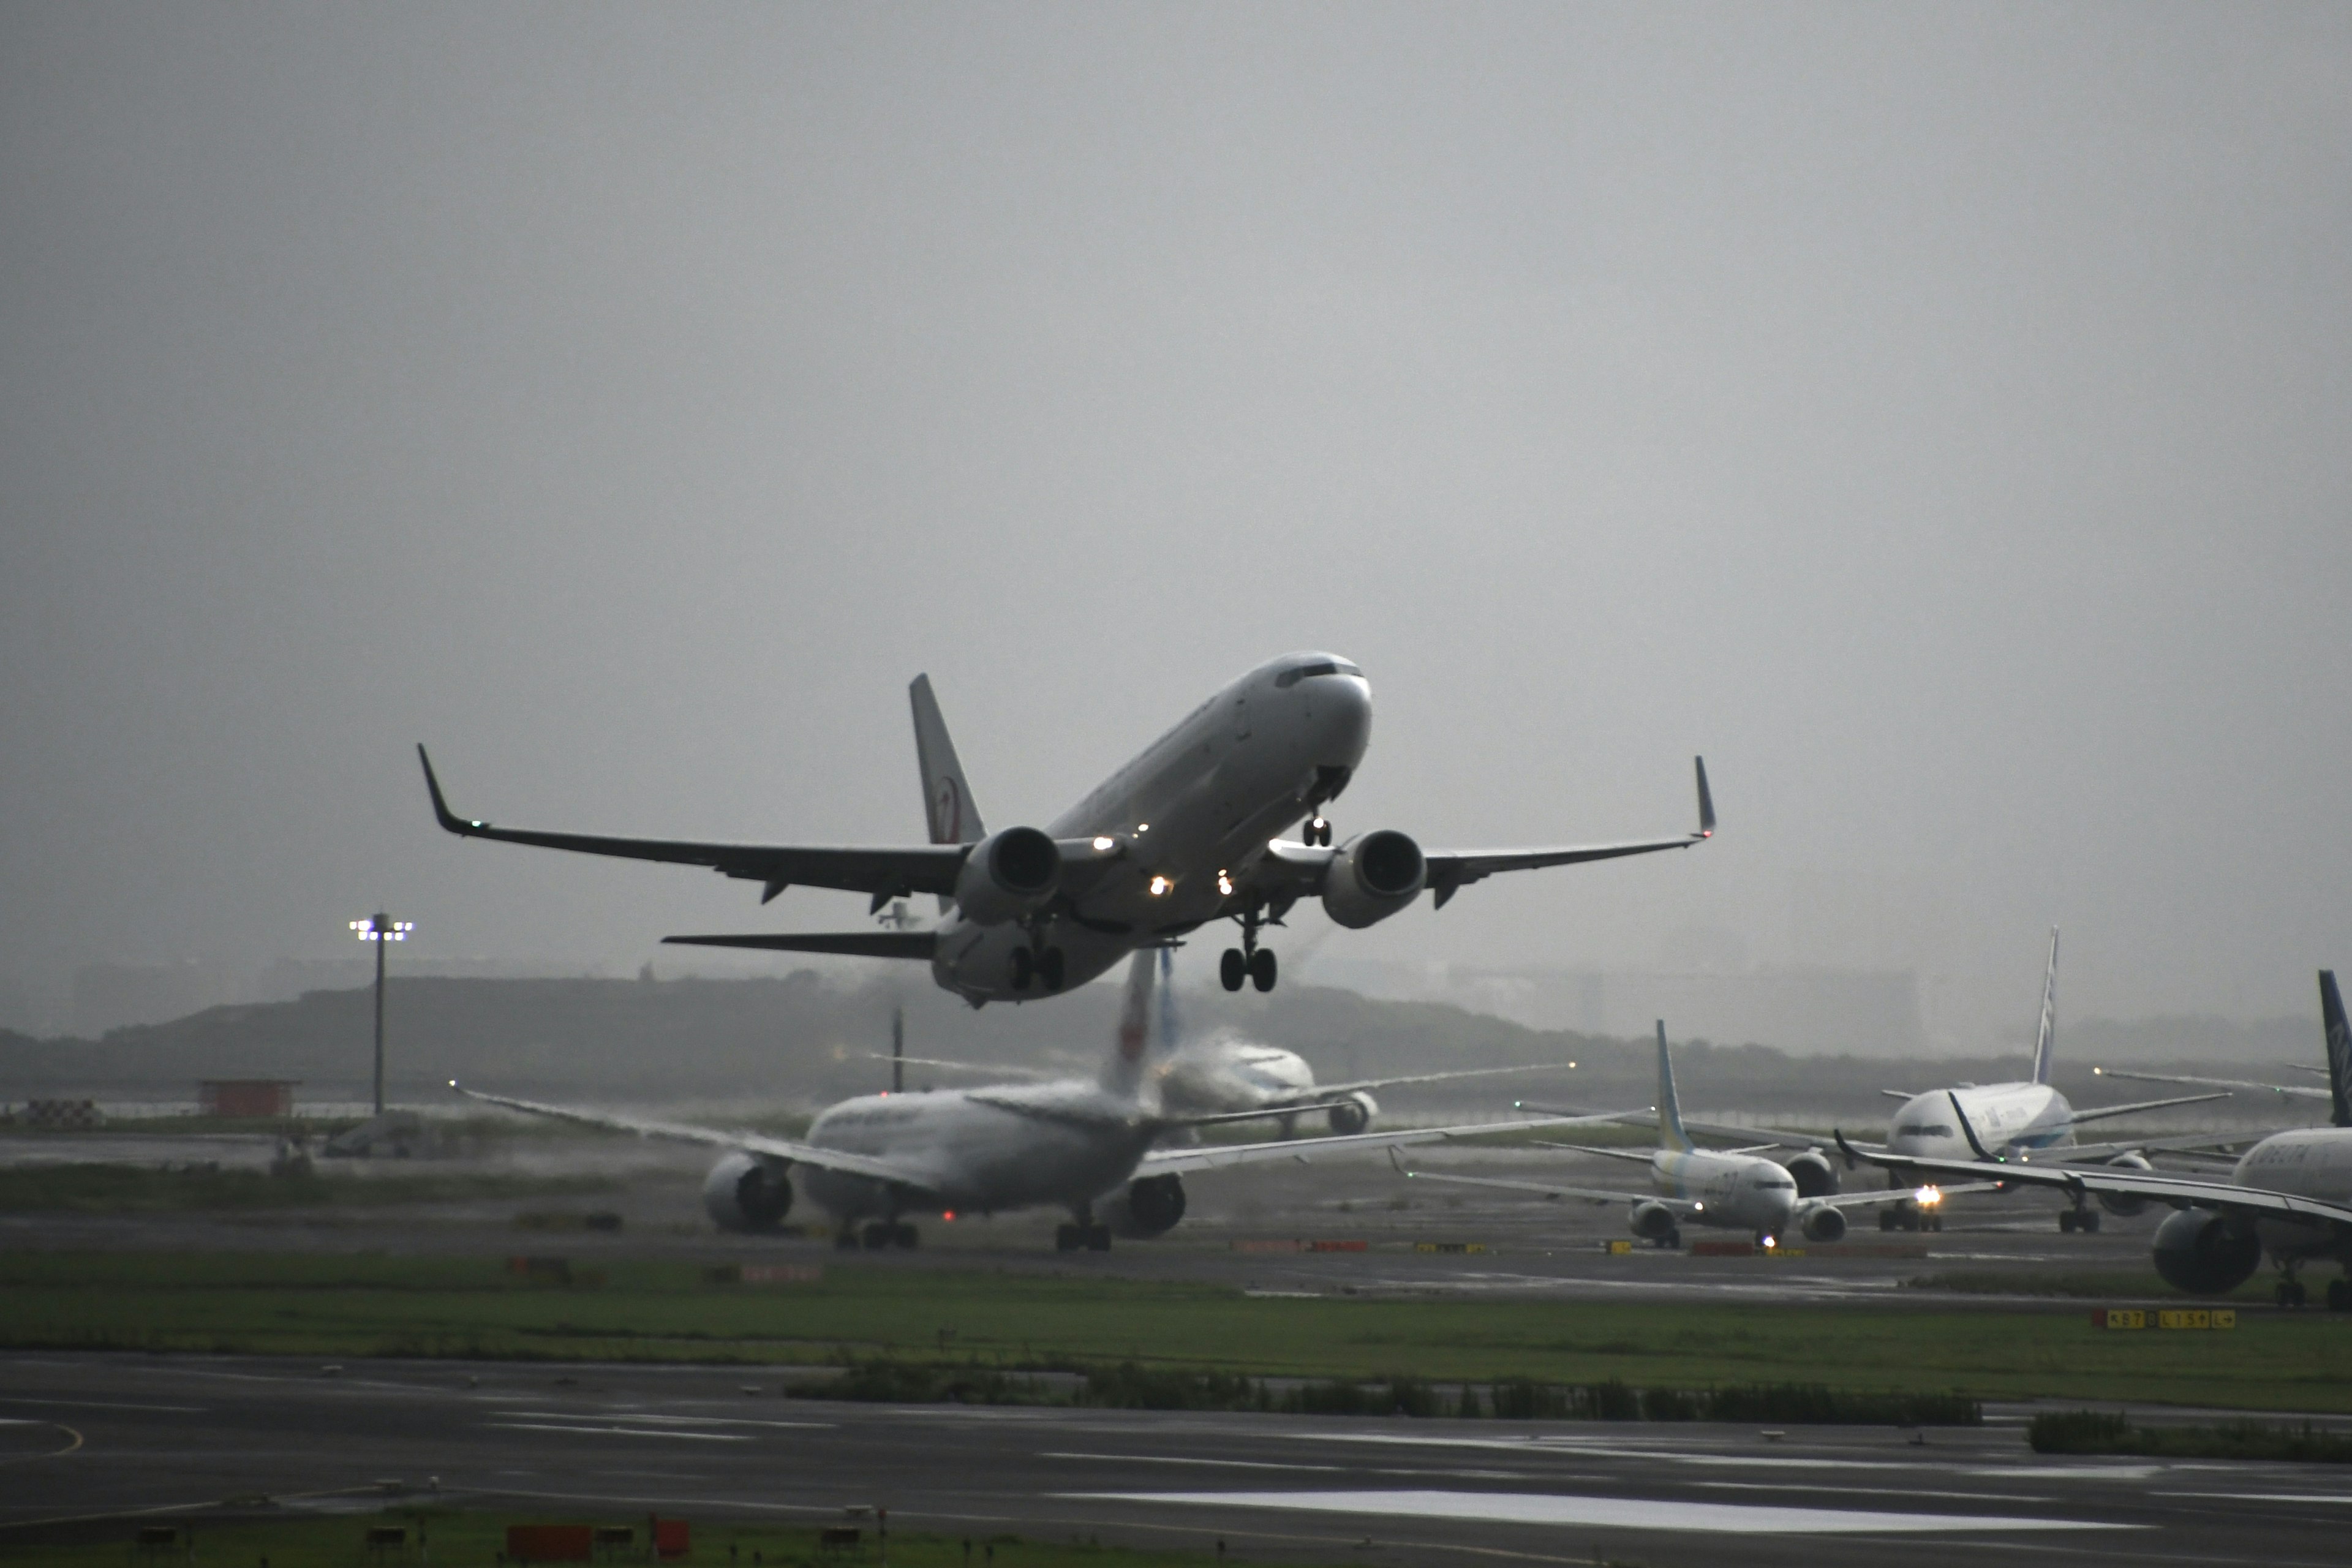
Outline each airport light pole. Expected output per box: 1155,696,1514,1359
349,913,413,1115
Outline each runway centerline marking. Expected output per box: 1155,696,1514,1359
1061,1488,2139,1535
1039,1452,1345,1472
0,1397,206,1414
494,1410,830,1430
1287,1433,1927,1469
486,1421,750,1442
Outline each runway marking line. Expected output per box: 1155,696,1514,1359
1039,1451,1346,1472
1061,1488,2141,1534
0,1396,205,1414
485,1420,751,1442
492,1410,831,1430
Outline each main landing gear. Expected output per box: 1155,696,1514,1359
1302,816,1333,847
2059,1205,2101,1234
1221,908,1278,993
839,1220,919,1250
1055,1205,1112,1253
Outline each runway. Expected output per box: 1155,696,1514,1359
2,1352,2345,1567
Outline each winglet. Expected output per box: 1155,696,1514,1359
1694,757,1716,839
1948,1090,1998,1161
417,745,480,835
1833,1129,1861,1170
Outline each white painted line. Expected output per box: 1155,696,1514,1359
1291,1432,1926,1470
2176,1493,2352,1505
0,1398,206,1414
1060,1489,2138,1535
486,1421,750,1442
1039,1452,1346,1473
493,1410,830,1430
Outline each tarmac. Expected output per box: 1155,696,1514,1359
3,1351,2349,1567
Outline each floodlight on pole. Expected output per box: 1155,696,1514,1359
349,913,412,1115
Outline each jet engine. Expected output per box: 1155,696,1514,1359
1321,831,1426,929
2097,1153,2154,1217
951,826,1062,925
1785,1150,1839,1199
1800,1205,1849,1243
1325,1091,1379,1135
701,1152,794,1232
2150,1208,2263,1295
1102,1174,1187,1238
1630,1200,1681,1244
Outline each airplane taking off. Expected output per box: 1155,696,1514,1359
1395,1023,1973,1246
418,652,1713,1006
1840,971,2352,1308
451,950,1640,1253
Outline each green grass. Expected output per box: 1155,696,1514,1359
0,1163,617,1213
3,1251,2349,1412
2030,1409,2352,1461
1908,1268,2275,1301
0,1509,1281,1566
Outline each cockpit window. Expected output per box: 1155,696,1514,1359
1275,660,1363,688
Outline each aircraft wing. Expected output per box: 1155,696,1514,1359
1393,1165,1668,1208
1514,1102,1851,1156
2064,1091,2232,1126
2092,1066,2329,1104
447,1083,943,1194
1244,759,1713,910
1136,1110,1648,1177
419,745,1118,905
865,1053,1057,1082
1806,1182,2003,1213
1832,1131,2352,1229
1285,1063,1581,1101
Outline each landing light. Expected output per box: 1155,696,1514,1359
1148,875,1173,897
1762,1235,1777,1250
1136,823,1150,833
1216,871,1234,897
1916,1186,1942,1207
1092,836,1115,851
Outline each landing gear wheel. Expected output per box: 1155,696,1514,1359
1009,947,1035,990
893,1223,919,1250
834,1227,860,1251
1085,1224,1112,1252
1929,1214,1945,1232
1055,1223,1081,1253
2059,1210,2078,1234
1037,947,1066,992
1308,818,1332,846
2078,1209,2100,1234
2277,1278,2307,1309
2329,1278,2350,1312
1221,949,1247,992
862,1221,895,1250
1248,948,1277,993
1879,1210,1894,1232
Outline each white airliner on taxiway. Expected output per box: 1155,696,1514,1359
452,951,1637,1254
419,652,1712,1005
1395,1024,1972,1248
1842,971,2352,1308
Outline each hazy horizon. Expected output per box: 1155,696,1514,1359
6,6,2348,1039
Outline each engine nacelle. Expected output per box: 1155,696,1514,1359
1102,1174,1187,1238
2151,1207,2263,1295
951,826,1061,925
1630,1200,1681,1243
701,1151,794,1232
1326,1091,1379,1135
1320,830,1426,929
1801,1205,1849,1243
1785,1150,1839,1199
2097,1153,2154,1216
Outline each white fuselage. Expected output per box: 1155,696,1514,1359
797,1082,1155,1224
1154,1038,1319,1118
929,655,1373,1003
1886,1082,2073,1162
2231,1128,2352,1262
1648,1147,1801,1238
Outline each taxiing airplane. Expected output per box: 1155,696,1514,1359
1839,971,2352,1308
1395,1024,1971,1247
451,950,1640,1253
419,652,1713,1006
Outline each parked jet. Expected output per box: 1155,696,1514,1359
1841,971,2352,1308
1531,930,2223,1232
419,653,1713,1006
1394,1023,1970,1248
885,949,1578,1135
451,951,1637,1253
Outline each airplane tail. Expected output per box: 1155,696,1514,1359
909,674,985,846
1102,949,1155,1099
2029,927,2060,1086
1156,947,1180,1056
2321,970,2352,1129
1655,1020,1693,1153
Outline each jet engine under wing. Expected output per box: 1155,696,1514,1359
1832,1131,2352,1229
1137,1110,1646,1176
448,1083,943,1194
418,745,1118,905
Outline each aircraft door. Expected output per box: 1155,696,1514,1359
1232,690,1251,741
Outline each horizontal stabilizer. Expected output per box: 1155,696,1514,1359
663,931,938,960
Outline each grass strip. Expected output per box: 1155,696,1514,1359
2029,1409,2352,1461
0,1162,616,1213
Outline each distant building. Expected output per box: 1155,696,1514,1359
199,1079,299,1118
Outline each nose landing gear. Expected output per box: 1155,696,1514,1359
1008,928,1066,993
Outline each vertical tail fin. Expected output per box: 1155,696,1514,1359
1102,949,1155,1099
2320,970,2351,1130
1655,1020,1692,1153
1156,946,1180,1057
890,1005,905,1094
2029,927,2060,1085
909,674,984,846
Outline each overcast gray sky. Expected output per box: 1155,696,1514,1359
4,4,2348,1034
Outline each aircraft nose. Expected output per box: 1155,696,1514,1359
1320,676,1372,764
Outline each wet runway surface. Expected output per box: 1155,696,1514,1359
3,1352,2346,1566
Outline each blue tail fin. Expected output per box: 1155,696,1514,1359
2029,927,2059,1086
1655,1021,1692,1153
2321,970,2351,1130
